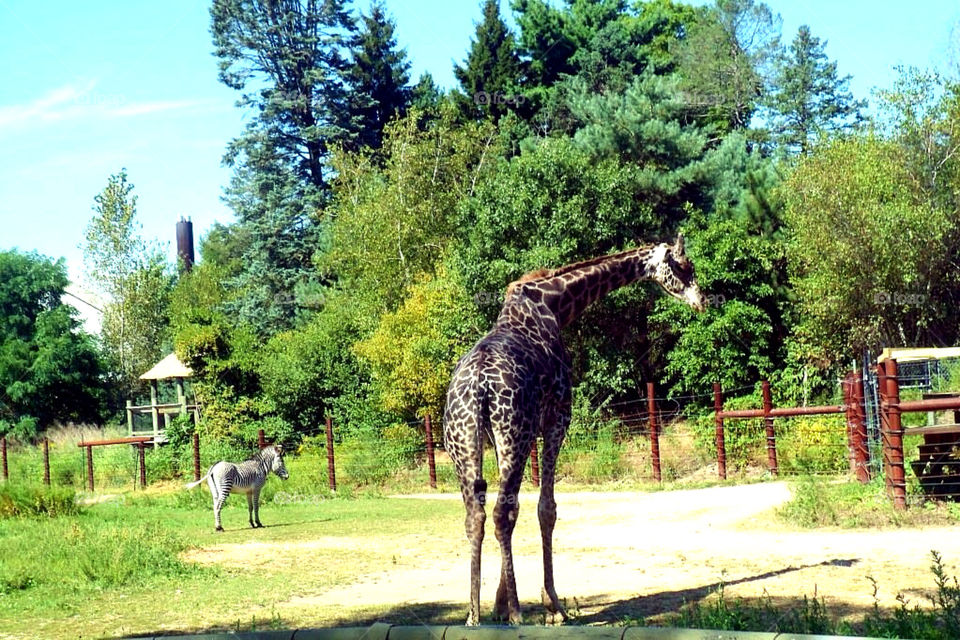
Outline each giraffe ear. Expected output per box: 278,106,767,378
673,233,685,256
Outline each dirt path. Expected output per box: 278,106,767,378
195,483,960,624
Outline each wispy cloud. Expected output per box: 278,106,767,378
0,81,213,131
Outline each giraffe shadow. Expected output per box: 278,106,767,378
572,558,861,624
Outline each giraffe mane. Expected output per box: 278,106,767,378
507,244,660,292
505,268,554,296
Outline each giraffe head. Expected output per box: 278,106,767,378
651,234,707,312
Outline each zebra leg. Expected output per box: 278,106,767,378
213,488,230,532
246,493,255,528
253,488,263,527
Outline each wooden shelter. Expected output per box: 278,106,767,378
128,353,199,443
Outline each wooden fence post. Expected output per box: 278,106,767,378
648,381,661,483
257,429,266,449
762,381,778,476
86,445,94,492
883,359,907,510
43,438,50,486
138,442,146,489
2,436,8,481
424,414,437,489
325,416,337,492
714,383,727,480
192,431,201,481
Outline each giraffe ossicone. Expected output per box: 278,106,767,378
443,236,707,626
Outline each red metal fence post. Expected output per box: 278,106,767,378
138,442,147,489
325,416,337,492
424,414,437,489
761,380,778,476
884,359,907,510
852,371,870,482
714,383,727,480
86,445,94,492
43,438,50,486
257,429,266,449
192,431,201,481
530,441,540,488
877,362,891,494
648,381,661,483
1,436,7,481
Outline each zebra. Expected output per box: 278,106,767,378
185,444,289,531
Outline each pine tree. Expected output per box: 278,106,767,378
411,72,444,111
766,25,866,154
454,0,523,120
211,0,357,191
347,2,411,152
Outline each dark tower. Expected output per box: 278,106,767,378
176,217,195,273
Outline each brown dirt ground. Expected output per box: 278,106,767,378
186,482,960,625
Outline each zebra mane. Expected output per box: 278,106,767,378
249,444,282,465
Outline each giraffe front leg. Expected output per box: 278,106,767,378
253,488,263,527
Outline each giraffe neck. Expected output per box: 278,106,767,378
520,245,662,329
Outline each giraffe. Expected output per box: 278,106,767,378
443,235,707,625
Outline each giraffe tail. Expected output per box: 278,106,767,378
473,375,490,501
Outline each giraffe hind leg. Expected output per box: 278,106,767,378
463,475,486,626
492,447,528,625
538,423,569,622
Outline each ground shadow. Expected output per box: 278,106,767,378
574,558,861,624
130,603,465,638
210,517,335,533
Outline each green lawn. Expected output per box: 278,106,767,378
0,489,466,639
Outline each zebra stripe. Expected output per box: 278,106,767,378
185,444,289,531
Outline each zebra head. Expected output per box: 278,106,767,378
268,444,289,480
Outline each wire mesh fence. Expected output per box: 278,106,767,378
2,357,958,502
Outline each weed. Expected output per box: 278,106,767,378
0,483,80,518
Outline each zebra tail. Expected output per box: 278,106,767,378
184,468,214,490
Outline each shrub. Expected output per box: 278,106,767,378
0,484,80,518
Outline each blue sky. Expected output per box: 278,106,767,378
0,0,957,321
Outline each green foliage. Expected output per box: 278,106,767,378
0,484,80,519
672,0,781,133
783,134,952,367
0,514,196,597
83,170,172,401
674,583,834,635
354,265,483,418
0,250,103,434
259,293,382,436
766,25,866,155
324,107,500,311
777,415,848,475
